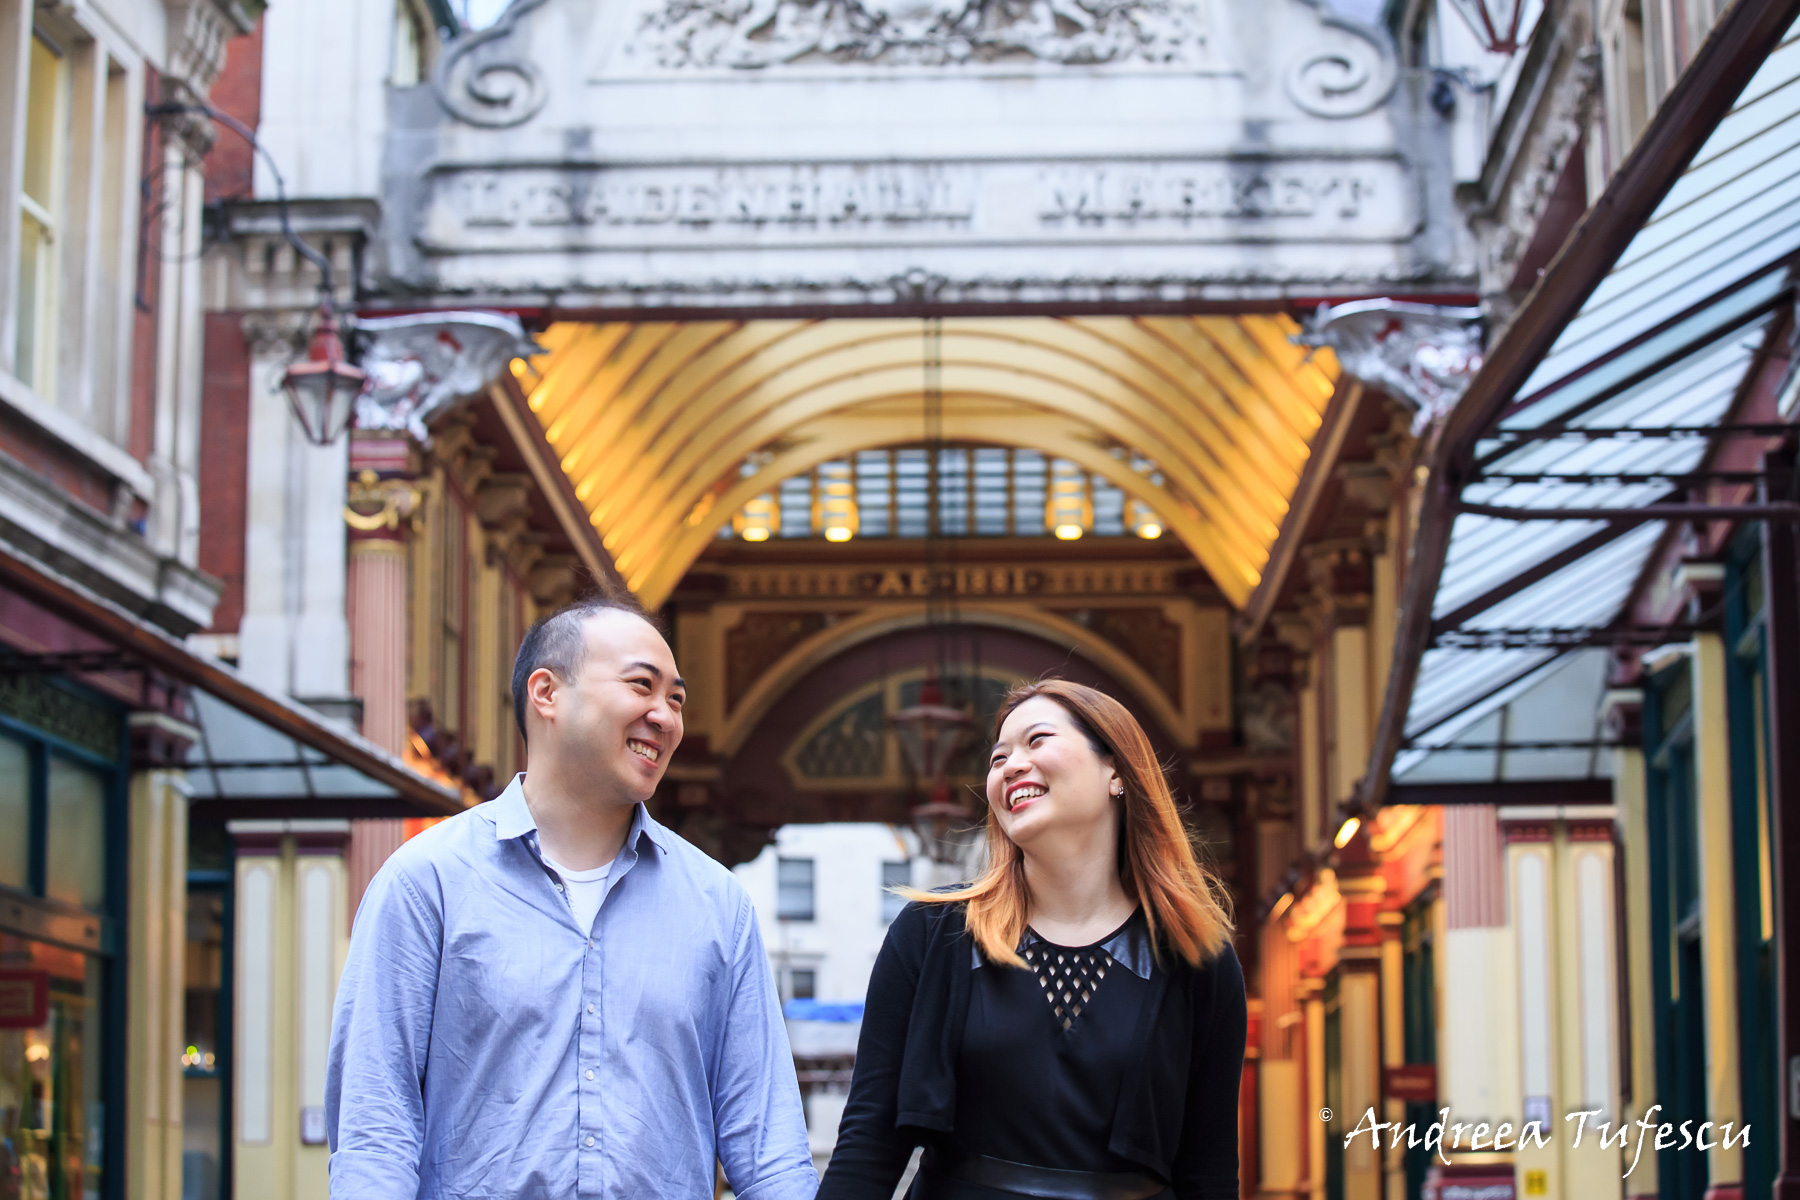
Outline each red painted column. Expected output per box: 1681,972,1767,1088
344,434,421,917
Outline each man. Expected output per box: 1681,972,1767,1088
325,595,816,1200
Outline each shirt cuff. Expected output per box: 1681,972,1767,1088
732,1163,821,1200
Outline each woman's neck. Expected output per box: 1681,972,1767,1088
1021,830,1135,945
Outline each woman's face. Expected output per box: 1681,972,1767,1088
985,695,1121,850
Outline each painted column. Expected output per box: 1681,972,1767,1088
1557,820,1622,1200
149,127,208,567
1762,485,1800,1200
1435,805,1520,1197
230,821,350,1200
344,435,421,913
1336,830,1386,1200
1508,821,1557,1199
1609,696,1662,1200
1379,909,1405,1200
125,714,195,1200
1303,973,1327,1200
1692,633,1745,1198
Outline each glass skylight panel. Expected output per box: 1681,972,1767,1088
778,475,813,538
856,450,892,537
973,448,1011,535
1093,476,1126,535
1518,279,1783,422
1013,450,1048,536
937,448,971,536
895,449,931,538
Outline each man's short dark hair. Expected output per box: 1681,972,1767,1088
511,594,664,740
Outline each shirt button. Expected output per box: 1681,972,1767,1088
554,882,564,892
586,1003,595,1014
586,1069,595,1081
584,1135,594,1148
587,938,595,949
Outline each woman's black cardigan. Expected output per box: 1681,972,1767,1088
816,899,1248,1200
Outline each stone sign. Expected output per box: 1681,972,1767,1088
379,0,1469,310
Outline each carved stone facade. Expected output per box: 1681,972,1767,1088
379,0,1471,309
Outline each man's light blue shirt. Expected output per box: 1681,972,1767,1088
325,775,816,1200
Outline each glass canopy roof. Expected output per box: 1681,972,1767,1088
1393,18,1800,789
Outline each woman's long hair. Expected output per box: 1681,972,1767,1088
904,679,1233,968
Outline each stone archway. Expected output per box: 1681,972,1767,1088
712,621,1192,830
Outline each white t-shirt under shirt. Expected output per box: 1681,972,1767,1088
542,852,614,935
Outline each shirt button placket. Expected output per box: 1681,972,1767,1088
580,925,601,1197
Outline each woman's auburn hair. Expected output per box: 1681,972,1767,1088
902,679,1233,969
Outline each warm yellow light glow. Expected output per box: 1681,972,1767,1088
1268,891,1294,923
733,493,780,542
521,315,1342,607
1128,498,1163,539
813,460,859,543
1334,815,1362,849
1046,459,1092,541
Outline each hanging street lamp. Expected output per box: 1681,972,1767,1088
1445,0,1525,53
891,675,976,864
281,300,367,446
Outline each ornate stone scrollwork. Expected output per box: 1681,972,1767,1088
636,0,1209,69
433,0,553,128
1283,5,1396,118
1294,299,1484,433
354,311,545,441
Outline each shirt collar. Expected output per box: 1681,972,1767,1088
484,773,670,855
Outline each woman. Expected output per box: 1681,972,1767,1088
819,680,1246,1200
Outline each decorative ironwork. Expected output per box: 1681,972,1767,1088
794,692,889,779
0,675,121,761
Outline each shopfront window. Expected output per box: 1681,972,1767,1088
0,736,27,891
46,761,106,913
0,932,106,1200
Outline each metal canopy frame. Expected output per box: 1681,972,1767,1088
1360,1,1800,817
0,543,462,819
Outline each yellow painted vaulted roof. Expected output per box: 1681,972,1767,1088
514,316,1339,609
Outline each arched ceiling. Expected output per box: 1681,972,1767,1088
514,316,1340,608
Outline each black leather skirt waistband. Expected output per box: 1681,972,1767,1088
930,1154,1166,1200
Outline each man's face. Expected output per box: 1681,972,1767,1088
532,610,685,804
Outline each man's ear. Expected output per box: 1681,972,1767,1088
527,667,561,727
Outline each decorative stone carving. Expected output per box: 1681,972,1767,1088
434,0,553,128
166,0,260,97
1282,5,1397,118
1468,25,1599,302
354,311,544,441
1295,299,1484,433
636,0,1209,69
240,311,312,359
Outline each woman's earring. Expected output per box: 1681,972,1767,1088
1110,781,1124,797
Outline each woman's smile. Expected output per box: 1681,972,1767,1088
1006,780,1048,811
